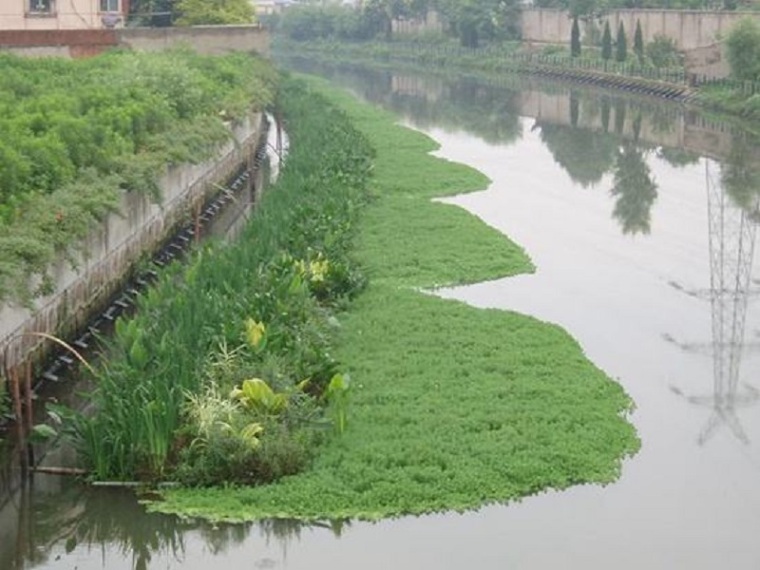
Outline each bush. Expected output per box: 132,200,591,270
646,34,680,68
726,18,760,82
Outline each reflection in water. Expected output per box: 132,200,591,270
670,156,760,444
610,144,658,235
0,475,345,569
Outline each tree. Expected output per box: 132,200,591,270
437,0,521,47
646,34,679,68
615,21,627,62
571,16,581,57
174,0,253,26
601,20,612,60
726,18,760,82
633,20,644,61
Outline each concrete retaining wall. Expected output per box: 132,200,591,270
0,25,270,58
521,8,758,51
0,114,265,381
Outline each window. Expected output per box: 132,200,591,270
28,0,54,13
100,0,120,12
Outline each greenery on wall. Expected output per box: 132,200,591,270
0,50,276,304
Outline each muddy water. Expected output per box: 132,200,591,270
3,63,760,568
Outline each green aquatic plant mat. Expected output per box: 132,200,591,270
152,77,639,522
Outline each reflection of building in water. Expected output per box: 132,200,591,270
670,159,760,444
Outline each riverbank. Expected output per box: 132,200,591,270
274,39,691,100
150,76,639,522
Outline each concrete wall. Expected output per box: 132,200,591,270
521,8,758,50
0,0,126,30
0,25,270,58
0,114,265,379
118,25,270,56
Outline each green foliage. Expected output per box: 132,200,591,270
634,20,644,61
0,50,277,304
64,76,373,482
151,77,639,522
601,20,612,60
174,0,254,25
726,18,760,82
646,34,679,68
571,16,582,57
324,373,351,434
231,378,288,416
615,21,627,62
437,0,522,47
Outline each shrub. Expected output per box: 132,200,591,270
726,18,760,82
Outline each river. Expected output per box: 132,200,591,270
1,60,758,569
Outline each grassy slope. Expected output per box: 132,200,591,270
152,78,639,522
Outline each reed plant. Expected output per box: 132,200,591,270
63,76,373,482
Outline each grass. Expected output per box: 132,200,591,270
150,76,639,522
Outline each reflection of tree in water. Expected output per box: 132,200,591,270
386,79,523,145
657,147,700,168
722,133,760,221
280,57,523,145
610,144,659,235
538,123,618,188
1,479,344,570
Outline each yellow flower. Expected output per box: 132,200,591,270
309,257,329,283
245,318,266,348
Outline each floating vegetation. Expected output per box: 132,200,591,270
151,77,639,522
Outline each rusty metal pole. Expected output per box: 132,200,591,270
194,201,201,246
10,366,27,475
24,362,35,470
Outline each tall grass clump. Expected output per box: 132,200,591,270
60,76,373,482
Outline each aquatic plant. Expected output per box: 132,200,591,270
63,76,373,482
153,76,639,522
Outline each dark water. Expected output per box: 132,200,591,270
2,60,759,569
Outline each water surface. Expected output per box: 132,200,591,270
2,62,759,569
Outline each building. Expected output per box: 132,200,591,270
0,0,129,30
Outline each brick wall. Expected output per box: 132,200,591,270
0,29,118,57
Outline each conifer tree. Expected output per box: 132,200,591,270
616,21,628,62
634,20,644,61
571,16,581,57
602,21,612,60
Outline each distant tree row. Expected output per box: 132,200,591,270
539,0,750,17
569,16,680,67
127,0,254,26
